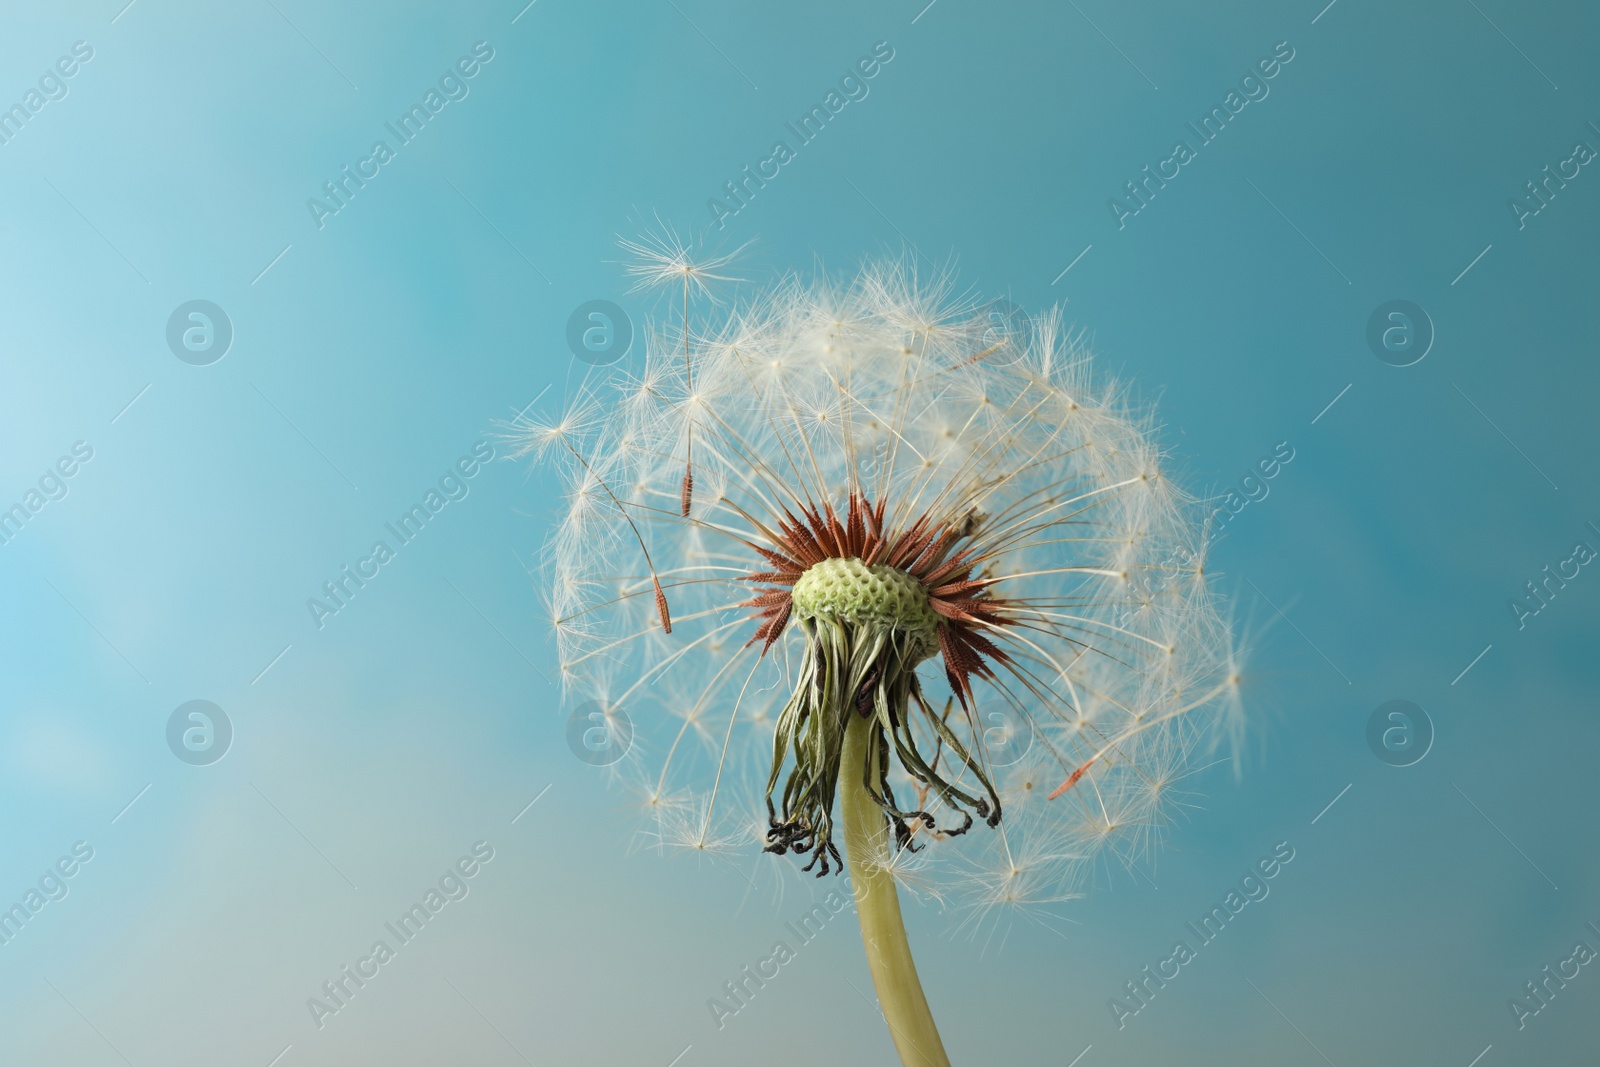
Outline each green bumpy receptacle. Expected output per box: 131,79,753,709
790,558,940,656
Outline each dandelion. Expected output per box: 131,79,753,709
523,252,1242,1066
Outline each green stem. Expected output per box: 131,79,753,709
840,712,952,1067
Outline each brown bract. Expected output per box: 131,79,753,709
734,491,1017,710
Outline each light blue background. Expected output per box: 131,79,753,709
1,1,1596,1064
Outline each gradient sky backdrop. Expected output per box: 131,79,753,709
1,1,1597,1064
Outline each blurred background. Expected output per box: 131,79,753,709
0,1,1596,1064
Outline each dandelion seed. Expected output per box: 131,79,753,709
616,223,745,298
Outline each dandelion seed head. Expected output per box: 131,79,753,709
537,255,1240,922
